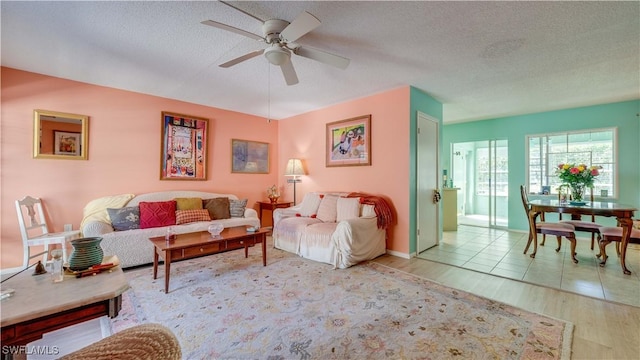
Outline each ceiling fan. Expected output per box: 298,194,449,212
202,1,350,86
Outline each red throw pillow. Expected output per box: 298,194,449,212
139,201,176,229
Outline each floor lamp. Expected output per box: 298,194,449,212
285,158,306,205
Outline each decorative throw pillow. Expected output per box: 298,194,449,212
316,195,339,222
203,197,231,220
81,193,135,229
229,199,248,217
299,193,323,217
175,209,211,225
174,197,203,210
107,206,140,231
139,201,176,229
361,204,376,218
336,197,361,222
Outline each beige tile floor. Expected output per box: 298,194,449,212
418,225,640,307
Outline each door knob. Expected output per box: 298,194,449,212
433,189,442,203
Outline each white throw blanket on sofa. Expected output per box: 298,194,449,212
273,192,387,268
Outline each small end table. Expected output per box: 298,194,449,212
257,201,293,228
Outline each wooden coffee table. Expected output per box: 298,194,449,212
149,226,269,293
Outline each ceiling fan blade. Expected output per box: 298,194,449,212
220,49,265,68
280,11,321,43
219,0,264,23
294,46,350,69
280,60,299,86
201,20,264,41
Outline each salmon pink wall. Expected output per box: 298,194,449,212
1,67,279,269
277,87,411,255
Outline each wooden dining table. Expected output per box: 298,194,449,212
527,199,637,274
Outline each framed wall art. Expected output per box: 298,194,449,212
231,139,270,174
53,131,81,156
326,114,371,167
160,111,208,180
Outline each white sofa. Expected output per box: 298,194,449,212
273,192,389,269
81,191,260,268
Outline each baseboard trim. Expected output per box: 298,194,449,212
386,249,411,259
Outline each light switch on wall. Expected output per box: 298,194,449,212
64,224,72,232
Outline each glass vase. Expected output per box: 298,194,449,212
570,184,585,204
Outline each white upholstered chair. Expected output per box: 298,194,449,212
15,196,81,268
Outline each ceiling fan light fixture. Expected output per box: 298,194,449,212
264,46,291,66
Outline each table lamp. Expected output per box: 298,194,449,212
284,158,306,205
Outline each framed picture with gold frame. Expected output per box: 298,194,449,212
160,111,208,180
53,131,81,156
231,139,270,174
326,114,371,167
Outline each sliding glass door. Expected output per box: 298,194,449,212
451,140,508,228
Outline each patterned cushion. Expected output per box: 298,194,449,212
174,197,203,210
316,195,339,222
336,197,360,222
203,197,231,220
175,209,211,225
229,199,248,217
299,193,323,217
107,206,140,231
139,201,176,229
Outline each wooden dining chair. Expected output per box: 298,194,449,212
596,224,640,267
549,185,602,250
520,185,578,263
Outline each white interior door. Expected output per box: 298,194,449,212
417,112,439,253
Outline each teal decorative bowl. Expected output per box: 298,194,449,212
68,237,104,271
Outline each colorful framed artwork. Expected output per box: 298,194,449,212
231,139,270,174
326,114,371,167
160,111,208,180
53,131,81,156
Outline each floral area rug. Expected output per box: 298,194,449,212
112,245,573,359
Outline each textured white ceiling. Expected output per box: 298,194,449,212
2,1,639,123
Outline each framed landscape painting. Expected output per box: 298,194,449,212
160,111,208,180
231,139,270,174
326,114,371,167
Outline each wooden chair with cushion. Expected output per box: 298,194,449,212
596,222,640,267
545,185,602,250
521,185,579,263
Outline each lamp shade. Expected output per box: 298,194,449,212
284,158,306,176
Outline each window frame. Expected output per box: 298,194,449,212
525,127,618,199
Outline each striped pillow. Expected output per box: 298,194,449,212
175,209,211,225
336,197,360,222
316,195,339,222
300,193,322,217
